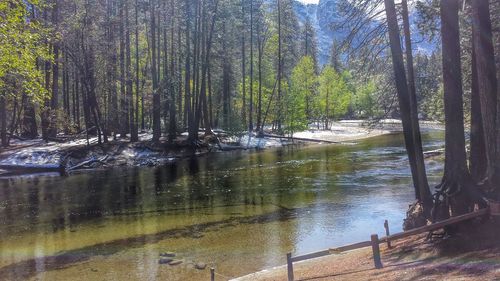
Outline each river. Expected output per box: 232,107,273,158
0,131,444,280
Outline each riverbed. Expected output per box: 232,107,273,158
0,131,444,281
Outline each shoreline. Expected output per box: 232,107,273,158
0,120,443,176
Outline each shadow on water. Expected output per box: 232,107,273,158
0,203,302,280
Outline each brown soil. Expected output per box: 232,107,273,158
235,219,500,281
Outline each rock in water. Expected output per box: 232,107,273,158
159,252,176,257
159,258,173,264
194,262,207,270
192,232,204,239
169,260,183,266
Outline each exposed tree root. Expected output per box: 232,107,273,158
403,201,429,231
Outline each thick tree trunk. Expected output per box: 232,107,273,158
470,30,487,184
472,0,498,189
384,0,432,211
440,0,472,216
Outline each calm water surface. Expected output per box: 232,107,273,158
0,132,444,280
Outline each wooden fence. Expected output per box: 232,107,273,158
285,207,490,281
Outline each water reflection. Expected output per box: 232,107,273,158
0,131,444,280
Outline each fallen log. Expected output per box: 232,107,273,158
67,155,109,171
0,164,64,173
219,144,244,151
262,133,340,144
6,133,28,141
423,148,444,158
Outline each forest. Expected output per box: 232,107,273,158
1,0,454,148
1,0,500,218
0,0,500,280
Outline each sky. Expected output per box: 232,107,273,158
297,0,320,4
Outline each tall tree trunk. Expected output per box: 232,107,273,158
119,0,126,138
63,51,70,121
277,0,282,132
222,21,231,129
256,23,263,134
75,66,81,131
132,0,140,141
470,28,487,184
184,0,191,131
107,0,119,139
151,0,161,142
188,0,200,142
41,9,51,140
325,90,329,129
125,0,136,142
384,0,432,212
249,0,254,132
401,0,432,207
177,23,183,127
472,0,499,190
49,0,60,138
0,93,7,147
169,0,177,142
439,0,472,216
195,0,217,136
241,0,246,128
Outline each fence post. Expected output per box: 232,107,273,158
287,253,294,281
210,267,215,281
384,220,392,248
371,234,383,269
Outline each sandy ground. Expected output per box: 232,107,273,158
233,221,500,281
236,120,443,148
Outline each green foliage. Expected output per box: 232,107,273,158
415,52,444,121
318,66,352,121
286,56,316,134
284,80,305,135
421,84,444,122
353,80,377,118
0,0,50,100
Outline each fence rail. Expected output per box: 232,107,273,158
285,207,490,281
